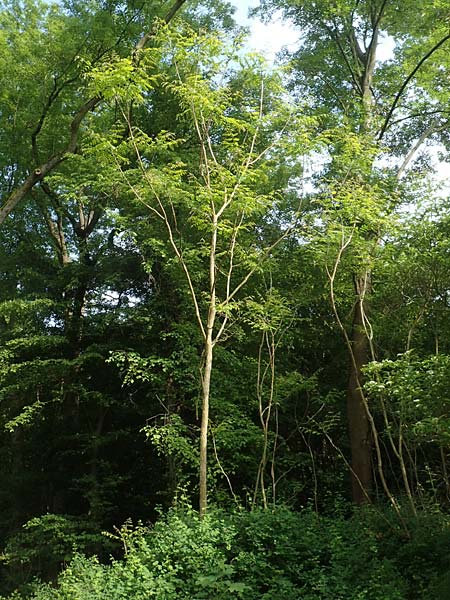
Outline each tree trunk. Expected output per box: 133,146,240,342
199,313,214,518
347,274,372,503
199,216,217,518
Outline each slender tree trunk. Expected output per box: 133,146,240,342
199,218,217,518
165,376,178,501
199,309,214,517
347,274,372,503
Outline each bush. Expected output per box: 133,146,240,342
8,506,423,600
231,508,405,600
361,506,450,600
0,514,114,595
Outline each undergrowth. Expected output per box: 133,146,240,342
2,505,450,600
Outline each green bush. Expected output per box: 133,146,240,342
0,514,114,595
8,507,423,600
231,508,405,600
361,506,450,600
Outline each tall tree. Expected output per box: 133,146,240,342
88,24,319,515
259,0,450,503
0,0,189,224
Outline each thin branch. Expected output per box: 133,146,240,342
389,108,450,127
41,181,76,228
223,223,295,306
213,213,244,345
211,428,239,506
396,123,444,180
126,123,206,339
371,0,389,35
379,33,450,140
35,192,70,265
323,22,363,95
216,78,266,220
133,0,188,56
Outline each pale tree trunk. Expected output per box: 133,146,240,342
199,217,217,518
199,315,214,517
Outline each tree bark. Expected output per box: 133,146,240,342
347,274,372,503
199,215,217,518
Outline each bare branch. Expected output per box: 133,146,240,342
223,221,297,306
379,33,450,140
389,108,450,126
35,192,71,266
213,213,245,345
396,123,444,180
323,21,363,95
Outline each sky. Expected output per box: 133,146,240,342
230,1,395,63
230,0,300,62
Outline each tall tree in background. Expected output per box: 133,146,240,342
0,0,192,225
259,0,450,503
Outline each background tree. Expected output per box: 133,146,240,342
259,0,450,504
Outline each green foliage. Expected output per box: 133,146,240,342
2,1,450,599
12,507,450,600
365,353,450,445
362,506,450,600
142,414,199,470
0,514,114,593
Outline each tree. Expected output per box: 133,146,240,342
259,0,450,504
0,2,244,582
0,0,191,225
88,24,320,515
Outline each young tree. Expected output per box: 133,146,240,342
90,26,318,515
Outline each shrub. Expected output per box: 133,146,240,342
8,507,417,600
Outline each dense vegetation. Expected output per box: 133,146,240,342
1,0,450,597
9,507,450,600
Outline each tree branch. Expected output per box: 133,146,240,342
1,0,189,224
133,0,188,56
379,33,450,140
35,192,71,266
0,96,101,225
396,123,444,180
324,22,363,95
